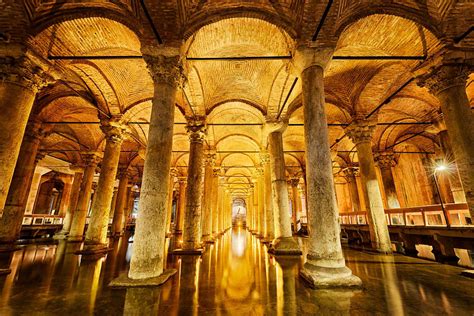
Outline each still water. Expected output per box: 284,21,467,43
0,227,472,315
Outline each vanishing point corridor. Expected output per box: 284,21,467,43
0,229,472,315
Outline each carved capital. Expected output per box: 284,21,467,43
186,116,207,143
345,118,377,144
143,54,185,88
259,152,270,165
205,149,216,165
288,177,300,187
0,55,54,91
170,167,179,177
342,166,359,179
212,167,221,177
35,152,46,164
100,117,128,144
117,167,130,179
178,176,187,184
254,167,264,177
24,120,51,142
81,153,101,167
375,153,397,169
417,63,470,95
290,45,334,75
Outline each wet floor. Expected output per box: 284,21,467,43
0,227,473,315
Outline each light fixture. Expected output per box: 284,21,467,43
435,164,447,172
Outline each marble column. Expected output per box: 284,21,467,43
268,130,301,255
82,120,127,254
418,63,474,220
0,55,52,211
68,154,100,241
112,169,129,237
247,186,254,229
55,167,84,239
180,117,206,253
202,151,215,242
438,129,466,203
166,169,177,235
376,153,401,209
294,46,361,287
289,177,301,233
211,168,220,237
257,170,266,239
174,177,187,235
261,153,275,241
343,167,361,212
346,119,392,253
125,51,184,282
0,122,48,244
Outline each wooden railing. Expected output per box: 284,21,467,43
22,214,63,226
339,203,472,228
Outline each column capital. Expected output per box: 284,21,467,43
170,167,179,177
81,152,101,167
417,63,471,96
177,176,187,184
100,117,128,144
288,177,300,187
69,165,85,174
253,167,264,177
205,149,217,165
24,120,52,142
375,153,397,169
143,53,186,88
290,45,335,75
259,151,270,165
263,119,288,135
35,152,46,164
0,55,54,92
342,166,360,179
186,116,207,143
212,166,221,177
117,167,131,179
345,118,377,144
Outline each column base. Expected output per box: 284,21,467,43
300,263,362,289
172,248,204,255
75,243,112,256
109,269,177,288
268,237,302,255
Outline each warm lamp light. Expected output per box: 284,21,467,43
435,165,447,172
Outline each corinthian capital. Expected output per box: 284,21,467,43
24,120,51,142
259,151,270,165
417,63,470,95
186,116,207,143
290,45,334,75
143,54,186,88
345,118,377,144
0,55,54,92
375,153,397,169
100,117,128,144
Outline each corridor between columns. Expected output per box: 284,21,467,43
0,229,473,315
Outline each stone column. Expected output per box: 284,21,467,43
256,170,266,239
438,129,466,203
211,168,220,237
376,153,401,209
0,55,52,211
68,154,100,241
123,51,184,282
0,122,48,244
289,177,301,234
174,177,187,235
166,168,177,235
343,167,361,212
180,117,206,253
247,185,254,229
112,169,129,237
55,167,84,239
268,129,301,255
346,119,392,252
202,151,215,242
418,63,474,220
82,120,126,254
293,46,361,287
260,153,275,242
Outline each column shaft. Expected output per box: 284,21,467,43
263,161,274,240
175,179,186,234
112,172,129,236
68,158,98,241
129,54,180,279
56,170,83,237
84,133,123,252
202,160,214,241
0,129,42,243
299,61,360,287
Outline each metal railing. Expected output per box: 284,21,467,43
22,214,63,226
339,203,472,228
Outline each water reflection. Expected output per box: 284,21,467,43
0,230,472,315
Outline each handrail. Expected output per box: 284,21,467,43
339,203,472,228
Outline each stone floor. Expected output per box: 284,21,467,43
0,227,472,315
